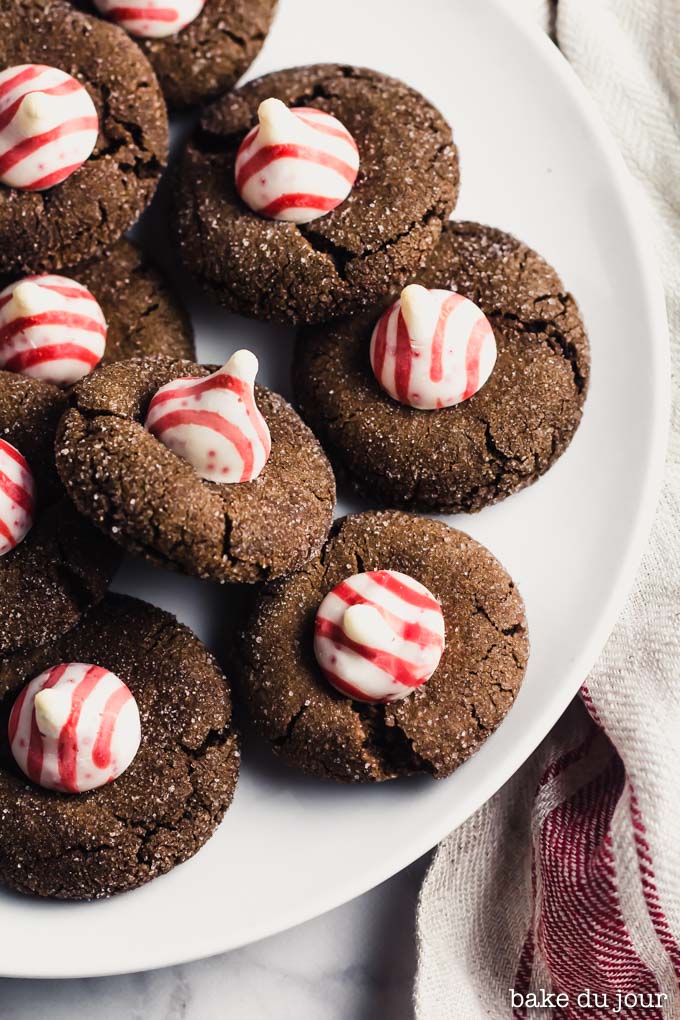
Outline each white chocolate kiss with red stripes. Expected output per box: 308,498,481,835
0,275,107,385
0,438,35,558
314,570,445,703
93,0,205,39
235,98,360,224
8,663,141,793
370,285,497,410
0,65,98,191
145,350,272,484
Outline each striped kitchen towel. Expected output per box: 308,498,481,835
415,1,680,1017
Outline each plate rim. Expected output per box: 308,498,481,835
1,0,670,979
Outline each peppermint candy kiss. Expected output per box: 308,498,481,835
0,275,107,385
314,570,445,703
9,663,141,793
370,285,497,410
0,438,35,557
0,65,98,191
235,98,360,224
145,351,272,484
92,0,206,39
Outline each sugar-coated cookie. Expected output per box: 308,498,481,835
294,222,590,512
0,595,239,899
174,65,459,325
56,356,336,583
0,1,168,275
80,0,279,109
235,511,529,782
0,239,194,387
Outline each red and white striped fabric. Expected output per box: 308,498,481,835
92,0,205,39
314,570,445,703
0,438,35,558
0,65,98,191
370,284,497,410
0,275,107,386
145,350,271,484
235,98,360,224
416,695,680,1019
8,663,141,794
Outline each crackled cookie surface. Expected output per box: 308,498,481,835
0,595,239,899
0,1,168,275
56,356,336,582
174,64,459,324
74,239,195,366
235,511,529,782
0,371,119,656
80,0,278,108
294,221,590,512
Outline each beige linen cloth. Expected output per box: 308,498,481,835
415,1,680,1017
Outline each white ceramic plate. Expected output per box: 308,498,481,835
0,0,668,978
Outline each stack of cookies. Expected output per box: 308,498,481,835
0,1,589,900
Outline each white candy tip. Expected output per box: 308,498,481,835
225,349,258,386
34,688,70,740
342,604,395,646
401,283,430,303
400,285,439,344
12,281,45,316
400,283,432,317
20,91,55,125
257,97,300,145
258,97,289,122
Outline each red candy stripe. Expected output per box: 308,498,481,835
0,437,35,557
107,6,180,22
92,684,133,770
93,0,205,39
235,102,360,224
0,275,107,385
8,663,141,793
144,353,271,485
0,65,99,191
370,287,497,410
314,570,446,704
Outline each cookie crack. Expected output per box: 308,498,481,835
215,25,248,48
67,81,164,180
179,724,233,759
297,206,443,282
271,702,309,747
493,297,587,395
50,556,97,613
352,702,436,778
468,700,489,738
472,596,525,639
220,510,272,581
481,419,512,466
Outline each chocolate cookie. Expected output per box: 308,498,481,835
74,239,194,364
174,64,459,325
0,594,240,899
1,239,194,373
0,371,120,656
56,356,336,582
235,511,529,782
77,0,278,109
0,1,168,276
293,221,590,513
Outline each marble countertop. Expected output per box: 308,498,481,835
0,856,428,1020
